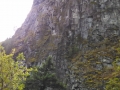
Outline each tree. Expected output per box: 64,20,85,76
24,56,66,90
0,45,29,90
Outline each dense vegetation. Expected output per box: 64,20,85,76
0,45,28,90
24,57,66,90
2,37,120,90
2,36,120,90
0,45,66,90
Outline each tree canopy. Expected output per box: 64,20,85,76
0,45,29,90
24,56,66,90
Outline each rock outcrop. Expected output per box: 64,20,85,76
5,0,120,89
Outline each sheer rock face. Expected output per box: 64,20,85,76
12,0,120,89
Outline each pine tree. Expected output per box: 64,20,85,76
24,56,66,90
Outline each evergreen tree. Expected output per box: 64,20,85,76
24,57,66,90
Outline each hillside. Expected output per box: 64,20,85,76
2,0,120,89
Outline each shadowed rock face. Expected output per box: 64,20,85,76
10,0,120,89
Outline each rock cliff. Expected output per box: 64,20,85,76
3,0,120,89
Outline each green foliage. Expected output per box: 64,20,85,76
16,52,25,61
105,78,120,90
69,36,120,89
0,45,29,90
105,56,120,90
24,57,66,90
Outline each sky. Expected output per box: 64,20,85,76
0,0,33,41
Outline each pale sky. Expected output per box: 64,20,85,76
0,0,33,41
